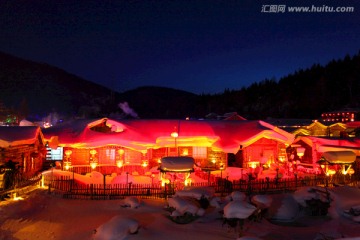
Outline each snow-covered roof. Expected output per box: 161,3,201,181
320,151,356,164
293,136,360,155
0,126,43,148
160,156,195,172
42,118,294,153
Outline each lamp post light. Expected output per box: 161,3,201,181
297,147,305,160
211,158,217,168
293,147,305,178
220,164,224,179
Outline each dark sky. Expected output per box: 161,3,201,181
1,0,360,94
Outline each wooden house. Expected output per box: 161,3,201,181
0,126,46,177
42,118,294,176
290,136,360,174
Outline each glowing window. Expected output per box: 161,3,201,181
98,148,116,164
106,149,115,160
193,147,207,159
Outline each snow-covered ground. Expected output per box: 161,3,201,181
1,184,360,240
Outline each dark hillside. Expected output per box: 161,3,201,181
116,86,201,119
1,50,360,121
0,51,116,118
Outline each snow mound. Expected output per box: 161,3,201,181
174,186,215,200
229,191,246,201
351,215,360,223
251,195,272,209
197,208,206,216
122,196,141,209
293,186,330,207
223,200,257,219
94,216,139,240
168,196,202,216
268,194,299,222
210,196,222,208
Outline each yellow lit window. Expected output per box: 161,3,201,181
193,147,207,158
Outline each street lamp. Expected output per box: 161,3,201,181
297,147,305,159
220,164,224,179
211,158,217,168
294,147,305,176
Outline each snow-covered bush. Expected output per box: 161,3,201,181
94,216,139,240
223,200,257,219
210,196,222,208
166,196,206,224
267,194,299,221
251,195,272,209
121,196,141,209
293,186,331,216
225,191,246,202
222,200,258,237
293,186,330,208
167,196,200,216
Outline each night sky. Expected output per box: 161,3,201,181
1,0,360,94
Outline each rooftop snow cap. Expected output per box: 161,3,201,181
159,156,195,172
319,151,356,164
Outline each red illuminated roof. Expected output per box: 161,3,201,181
42,118,294,153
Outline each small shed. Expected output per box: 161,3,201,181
319,151,356,165
159,156,195,172
317,151,356,176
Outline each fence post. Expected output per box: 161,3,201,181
128,182,132,196
220,179,224,197
246,174,252,196
90,184,93,200
103,174,106,199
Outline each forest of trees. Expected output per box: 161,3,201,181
197,51,360,120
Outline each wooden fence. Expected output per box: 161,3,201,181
0,174,42,199
43,173,360,200
45,175,167,200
